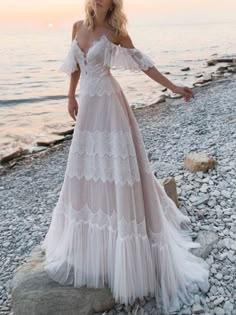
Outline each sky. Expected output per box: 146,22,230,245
1,0,236,29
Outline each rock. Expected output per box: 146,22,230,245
0,147,23,164
217,66,228,73
214,307,225,315
194,74,212,85
191,231,218,259
207,58,236,66
11,246,115,315
213,297,224,306
192,195,209,206
196,209,206,219
192,303,204,314
228,66,236,73
221,190,231,199
64,134,73,140
223,301,233,312
149,95,166,107
200,183,208,193
215,273,223,281
50,127,74,136
3,241,11,247
215,58,236,63
36,135,65,147
182,308,192,315
195,73,203,78
183,152,217,173
158,177,179,208
22,145,48,155
207,60,217,66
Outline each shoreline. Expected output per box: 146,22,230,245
0,69,235,178
1,55,235,171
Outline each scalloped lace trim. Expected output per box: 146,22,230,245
65,129,153,185
58,44,79,76
58,34,155,78
70,129,136,158
59,200,170,248
104,39,156,72
66,152,141,185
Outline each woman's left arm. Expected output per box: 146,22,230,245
118,34,194,102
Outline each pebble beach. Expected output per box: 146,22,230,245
0,74,236,314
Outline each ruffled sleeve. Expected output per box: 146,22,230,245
104,41,155,72
58,42,79,76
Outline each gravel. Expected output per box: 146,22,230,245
0,75,236,314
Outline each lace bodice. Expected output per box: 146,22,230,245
59,33,156,96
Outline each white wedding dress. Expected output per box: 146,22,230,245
41,29,209,314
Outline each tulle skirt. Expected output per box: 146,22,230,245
41,83,209,314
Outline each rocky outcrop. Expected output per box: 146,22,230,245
11,246,116,315
36,135,65,147
0,147,23,164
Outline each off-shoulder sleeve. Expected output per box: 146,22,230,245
58,43,79,76
104,41,155,72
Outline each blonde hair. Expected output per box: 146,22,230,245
83,0,128,37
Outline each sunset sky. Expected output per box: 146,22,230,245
1,0,236,29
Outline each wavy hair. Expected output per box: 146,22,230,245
83,0,128,37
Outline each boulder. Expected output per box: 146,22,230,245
191,231,218,259
184,152,217,173
0,147,23,164
36,135,65,147
159,177,179,208
11,246,116,315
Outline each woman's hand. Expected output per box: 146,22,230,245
68,95,79,121
172,85,194,102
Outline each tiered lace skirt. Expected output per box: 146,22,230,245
41,83,209,314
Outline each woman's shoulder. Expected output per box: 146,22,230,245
107,29,132,47
113,32,135,49
73,19,84,30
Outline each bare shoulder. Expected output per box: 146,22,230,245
73,20,84,31
116,33,135,49
72,20,84,40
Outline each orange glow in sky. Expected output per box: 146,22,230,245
1,0,236,29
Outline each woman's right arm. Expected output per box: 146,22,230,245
67,22,81,120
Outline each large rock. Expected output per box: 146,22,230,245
0,147,23,164
36,135,65,146
36,135,65,147
11,246,116,315
184,152,217,173
191,231,218,259
158,177,179,208
50,127,74,136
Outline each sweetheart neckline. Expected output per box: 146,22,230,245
73,34,136,59
74,34,114,58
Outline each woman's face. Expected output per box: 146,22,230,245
92,0,113,14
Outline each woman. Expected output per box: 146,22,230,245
41,0,209,314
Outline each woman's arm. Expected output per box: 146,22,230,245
66,22,81,120
118,34,194,101
68,22,81,98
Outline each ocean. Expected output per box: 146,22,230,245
0,20,235,156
